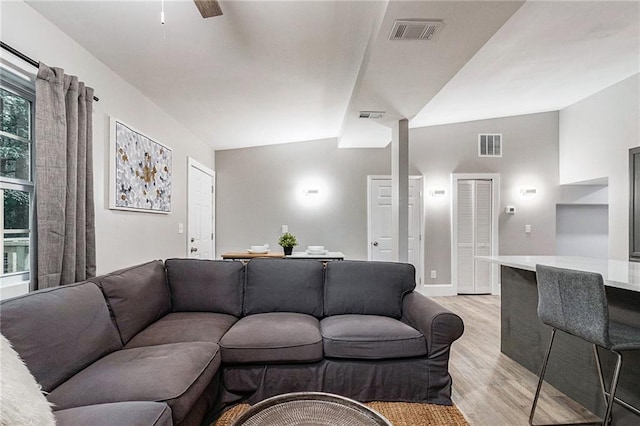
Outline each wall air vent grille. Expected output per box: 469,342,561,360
389,20,444,41
478,134,502,157
359,111,385,119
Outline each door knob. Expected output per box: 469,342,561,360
190,247,198,253
373,241,379,247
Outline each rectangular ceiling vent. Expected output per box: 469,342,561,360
478,134,502,157
389,20,444,41
359,111,385,119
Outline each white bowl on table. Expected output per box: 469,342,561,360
248,244,269,254
307,246,328,255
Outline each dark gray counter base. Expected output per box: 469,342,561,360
501,266,640,425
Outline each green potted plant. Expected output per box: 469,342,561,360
278,232,298,255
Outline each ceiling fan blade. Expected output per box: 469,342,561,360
194,0,223,18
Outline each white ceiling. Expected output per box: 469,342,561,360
411,0,640,130
25,0,640,150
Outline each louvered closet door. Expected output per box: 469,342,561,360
474,180,492,293
456,180,475,293
456,179,492,294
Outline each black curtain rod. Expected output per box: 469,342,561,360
1,41,99,102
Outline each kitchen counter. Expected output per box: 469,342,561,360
477,255,640,292
485,255,640,424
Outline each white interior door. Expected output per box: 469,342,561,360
456,179,492,294
188,158,214,259
368,176,423,283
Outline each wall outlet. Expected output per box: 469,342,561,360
525,224,531,234
281,225,288,233
430,270,437,279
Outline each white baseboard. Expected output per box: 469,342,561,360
416,284,455,297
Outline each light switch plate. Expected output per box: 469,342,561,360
282,225,288,233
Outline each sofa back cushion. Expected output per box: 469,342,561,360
93,260,170,345
165,258,244,316
244,259,324,317
0,282,122,392
324,261,415,318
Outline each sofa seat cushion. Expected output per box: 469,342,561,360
320,315,427,359
54,402,172,426
220,312,322,364
125,312,238,349
47,342,220,425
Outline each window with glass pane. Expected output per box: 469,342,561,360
3,189,29,274
0,67,35,299
1,88,32,181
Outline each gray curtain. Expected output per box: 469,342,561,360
35,63,96,289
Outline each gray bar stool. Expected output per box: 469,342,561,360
530,265,640,425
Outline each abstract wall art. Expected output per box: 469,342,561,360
109,118,172,213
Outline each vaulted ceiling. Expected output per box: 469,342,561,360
25,0,640,150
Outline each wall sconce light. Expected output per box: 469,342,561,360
297,178,328,208
429,189,446,197
303,187,320,197
520,188,537,197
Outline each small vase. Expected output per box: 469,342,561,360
284,247,293,255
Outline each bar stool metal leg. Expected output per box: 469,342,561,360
594,347,640,422
602,352,623,426
592,345,608,409
530,329,601,426
530,328,557,425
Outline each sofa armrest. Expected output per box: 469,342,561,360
401,292,464,356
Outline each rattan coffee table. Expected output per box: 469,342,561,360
231,392,392,426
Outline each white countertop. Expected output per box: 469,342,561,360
287,251,345,260
476,255,640,292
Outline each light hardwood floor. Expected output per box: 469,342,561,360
432,295,600,426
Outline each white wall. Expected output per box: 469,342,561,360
556,204,608,258
2,1,215,274
410,112,560,286
215,112,560,289
215,138,390,259
559,74,640,260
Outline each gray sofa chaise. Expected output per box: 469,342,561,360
0,258,464,426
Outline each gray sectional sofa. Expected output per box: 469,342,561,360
0,258,464,426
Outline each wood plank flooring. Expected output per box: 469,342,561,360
432,295,601,426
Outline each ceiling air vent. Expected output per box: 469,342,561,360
359,111,385,119
478,134,502,157
389,20,444,41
